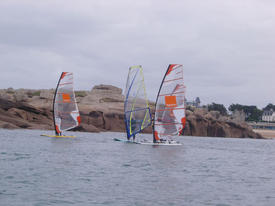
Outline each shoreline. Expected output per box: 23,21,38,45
253,129,275,139
0,85,263,139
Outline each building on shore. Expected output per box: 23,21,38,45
262,109,275,122
232,110,246,122
186,97,201,108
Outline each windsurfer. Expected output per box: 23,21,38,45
131,118,137,141
126,117,137,141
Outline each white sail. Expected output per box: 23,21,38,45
53,72,80,135
153,64,186,142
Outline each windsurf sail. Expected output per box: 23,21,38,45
153,64,186,142
124,66,152,139
53,72,80,135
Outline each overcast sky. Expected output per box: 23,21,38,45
0,0,274,108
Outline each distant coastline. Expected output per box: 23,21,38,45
253,129,275,139
0,85,263,139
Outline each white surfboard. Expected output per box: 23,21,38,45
113,138,140,144
139,140,182,146
41,134,76,138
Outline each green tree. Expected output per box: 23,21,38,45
229,104,243,112
228,104,263,122
208,103,228,116
263,103,275,111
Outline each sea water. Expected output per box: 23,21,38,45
0,129,275,206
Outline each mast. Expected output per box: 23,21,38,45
53,72,65,136
153,65,171,142
124,67,132,139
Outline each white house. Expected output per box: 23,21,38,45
262,110,275,122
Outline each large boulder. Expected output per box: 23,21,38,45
80,85,124,104
40,89,54,100
0,120,19,129
91,84,122,95
14,91,28,102
184,109,262,138
0,98,52,129
103,112,125,132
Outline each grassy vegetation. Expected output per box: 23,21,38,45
75,91,87,97
25,90,41,98
32,91,41,96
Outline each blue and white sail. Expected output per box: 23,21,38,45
124,66,152,139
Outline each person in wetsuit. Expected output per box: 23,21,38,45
126,116,137,141
131,118,137,141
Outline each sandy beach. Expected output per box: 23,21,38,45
253,129,275,139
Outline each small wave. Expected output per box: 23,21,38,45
122,163,131,167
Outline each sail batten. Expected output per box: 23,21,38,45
153,64,186,142
53,72,80,135
124,66,152,139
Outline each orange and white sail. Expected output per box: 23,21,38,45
53,72,80,135
153,64,186,142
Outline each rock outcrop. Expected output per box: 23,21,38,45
0,98,52,130
0,86,263,139
184,108,262,138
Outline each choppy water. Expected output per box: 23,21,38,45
1,129,275,206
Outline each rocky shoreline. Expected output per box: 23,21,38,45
0,85,262,139
253,129,275,139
